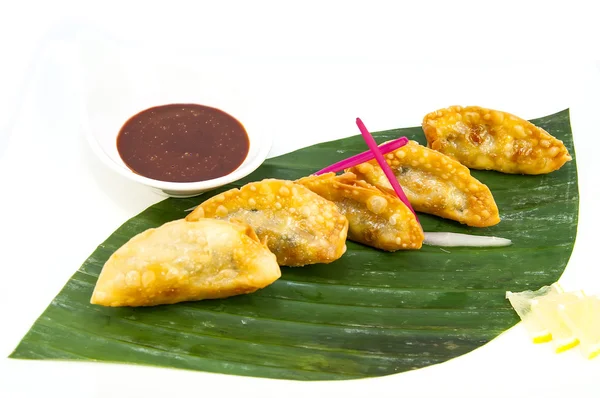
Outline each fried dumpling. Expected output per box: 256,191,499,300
186,179,349,266
422,105,572,175
346,140,500,227
297,172,424,251
90,218,280,307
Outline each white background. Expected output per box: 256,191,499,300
1,1,600,397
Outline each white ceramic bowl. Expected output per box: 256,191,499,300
74,32,272,198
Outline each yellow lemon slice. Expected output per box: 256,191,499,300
531,289,583,353
506,284,563,343
558,294,600,359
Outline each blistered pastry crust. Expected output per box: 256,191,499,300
297,172,423,251
187,179,349,266
422,105,571,175
347,141,500,227
91,219,280,307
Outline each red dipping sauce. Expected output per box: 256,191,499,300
117,104,250,183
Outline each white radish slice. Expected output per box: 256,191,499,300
423,232,512,247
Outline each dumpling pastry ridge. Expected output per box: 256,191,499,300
91,218,281,307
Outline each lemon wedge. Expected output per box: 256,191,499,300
531,289,583,353
558,295,600,359
507,283,600,359
506,284,563,343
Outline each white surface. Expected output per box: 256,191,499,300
2,2,600,397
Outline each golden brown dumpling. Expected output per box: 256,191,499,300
346,141,500,227
90,218,280,307
297,172,424,251
422,105,571,174
186,179,348,266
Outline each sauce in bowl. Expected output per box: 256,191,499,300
117,104,250,183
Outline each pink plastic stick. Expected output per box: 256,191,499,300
314,136,409,176
355,118,419,222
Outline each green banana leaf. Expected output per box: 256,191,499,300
10,109,578,381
